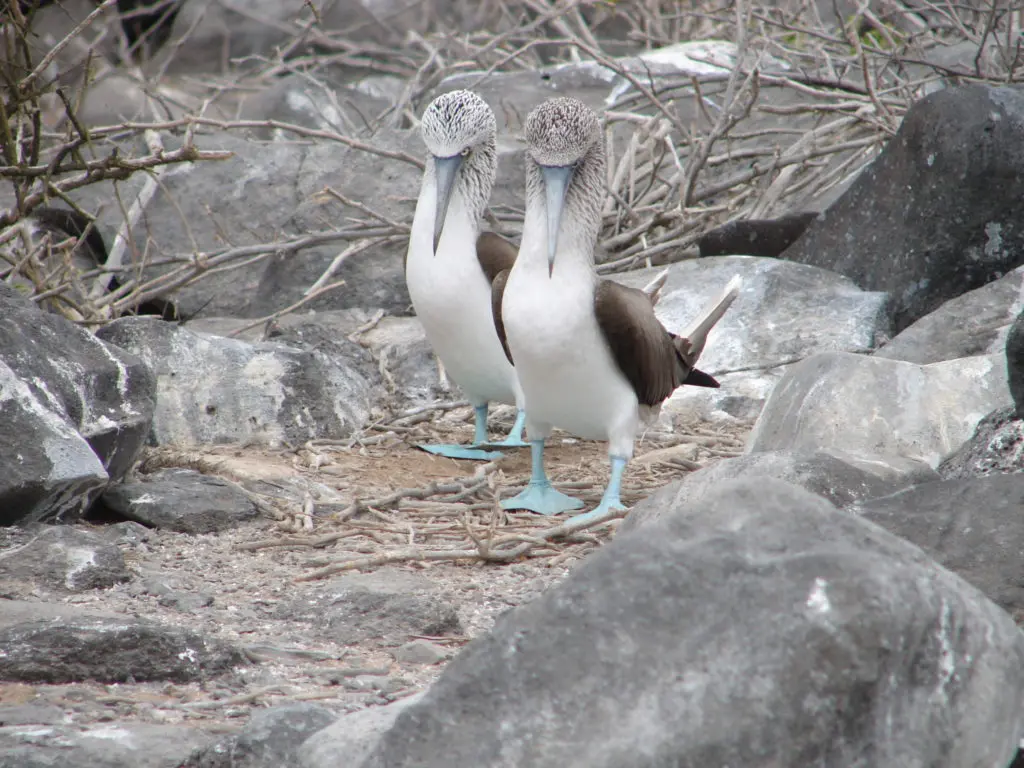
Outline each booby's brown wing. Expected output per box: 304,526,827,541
594,280,700,407
479,232,519,366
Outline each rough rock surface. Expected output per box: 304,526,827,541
0,600,245,683
852,474,1024,615
280,570,463,646
0,723,214,768
296,694,425,768
1007,308,1024,415
0,283,156,524
181,703,337,768
96,316,374,446
99,469,260,533
746,351,1012,468
620,449,938,534
783,84,1024,332
360,479,1024,768
0,526,130,591
874,265,1024,364
939,405,1024,479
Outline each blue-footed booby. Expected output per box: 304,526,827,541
495,97,741,519
406,89,529,461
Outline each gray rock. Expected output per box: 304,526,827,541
101,469,260,533
1008,308,1024,415
852,474,1024,616
297,694,425,768
0,703,67,726
181,703,337,768
621,449,938,534
393,640,448,666
747,351,1012,468
783,84,1024,332
360,479,1024,768
358,317,442,406
0,722,214,768
939,406,1024,479
874,265,1024,364
96,317,373,447
280,569,462,646
0,600,244,683
0,526,130,591
612,256,888,422
0,283,156,524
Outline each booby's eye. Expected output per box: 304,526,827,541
460,147,471,157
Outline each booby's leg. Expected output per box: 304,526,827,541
501,439,584,515
418,404,505,461
483,409,529,448
568,455,628,525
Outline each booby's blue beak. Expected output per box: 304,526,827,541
541,164,573,277
433,154,463,254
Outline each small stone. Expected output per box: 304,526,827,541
393,640,448,666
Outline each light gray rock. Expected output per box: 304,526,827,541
96,316,373,447
0,722,215,768
939,406,1024,479
852,474,1024,616
874,265,1024,364
180,703,337,768
360,479,1024,768
278,569,462,646
621,449,938,534
613,256,888,423
393,640,448,666
100,469,260,533
297,694,425,768
747,351,1012,468
0,600,245,684
0,526,131,591
0,283,156,525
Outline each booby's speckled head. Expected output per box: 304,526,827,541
419,90,498,252
524,97,604,275
524,97,602,168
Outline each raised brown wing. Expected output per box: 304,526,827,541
490,268,514,365
593,280,689,407
476,231,518,284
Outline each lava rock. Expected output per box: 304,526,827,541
783,84,1024,332
0,601,245,683
0,283,156,524
697,212,819,258
281,569,462,646
610,255,888,423
747,351,1011,468
96,316,373,446
360,479,1024,768
621,449,938,534
296,694,425,768
0,526,130,591
393,640,448,666
0,722,214,768
1007,308,1024,416
874,264,1024,364
852,474,1024,616
939,405,1024,479
100,469,260,533
181,703,337,768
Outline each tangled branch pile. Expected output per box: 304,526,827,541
1,0,1022,324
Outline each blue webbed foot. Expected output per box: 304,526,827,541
501,481,584,516
418,444,505,461
566,455,630,523
482,409,529,449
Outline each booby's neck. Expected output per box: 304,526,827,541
518,141,606,278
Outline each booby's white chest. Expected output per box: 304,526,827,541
502,250,640,455
406,189,520,407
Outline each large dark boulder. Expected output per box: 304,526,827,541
783,84,1024,332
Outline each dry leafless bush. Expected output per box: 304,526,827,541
2,0,1023,325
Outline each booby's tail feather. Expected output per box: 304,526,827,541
676,274,742,364
641,268,670,307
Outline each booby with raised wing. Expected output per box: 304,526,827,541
496,96,741,519
406,89,529,461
